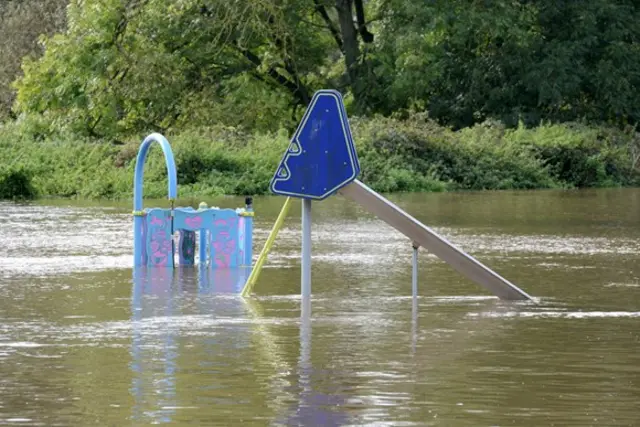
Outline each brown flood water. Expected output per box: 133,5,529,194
1,188,640,426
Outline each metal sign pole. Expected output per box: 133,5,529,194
412,245,419,299
269,90,360,301
301,198,312,298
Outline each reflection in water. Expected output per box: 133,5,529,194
280,297,352,426
129,266,251,424
129,269,352,425
130,268,179,424
131,266,251,422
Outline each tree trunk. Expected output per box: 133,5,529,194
334,0,364,110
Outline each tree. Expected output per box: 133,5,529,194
376,0,640,129
12,0,384,138
314,0,377,112
0,0,67,120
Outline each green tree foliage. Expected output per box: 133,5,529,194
7,0,640,139
377,0,640,128
12,0,380,138
0,0,67,120
13,0,312,138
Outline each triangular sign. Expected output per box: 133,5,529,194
269,90,360,200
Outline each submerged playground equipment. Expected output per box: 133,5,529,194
132,133,253,275
245,89,532,301
131,89,532,301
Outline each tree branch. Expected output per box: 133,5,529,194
313,0,344,51
353,0,374,43
236,45,309,106
263,14,311,106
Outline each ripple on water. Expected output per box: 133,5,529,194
2,195,640,426
2,202,638,280
466,310,640,319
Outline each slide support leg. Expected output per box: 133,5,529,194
412,244,418,299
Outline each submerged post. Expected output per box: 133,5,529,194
265,89,532,301
412,244,418,299
243,197,254,266
269,90,360,301
339,180,532,300
241,197,293,296
301,199,312,298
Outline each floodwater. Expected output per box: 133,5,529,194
1,188,640,426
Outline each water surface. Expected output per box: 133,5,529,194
1,188,639,426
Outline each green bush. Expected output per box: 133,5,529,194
0,165,37,199
0,116,638,200
353,116,558,192
506,122,637,188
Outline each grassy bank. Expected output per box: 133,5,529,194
1,116,639,200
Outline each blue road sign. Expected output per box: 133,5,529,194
270,89,360,200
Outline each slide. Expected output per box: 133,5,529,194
339,180,532,301
268,89,533,301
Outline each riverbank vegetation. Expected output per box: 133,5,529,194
2,117,638,200
2,0,640,199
